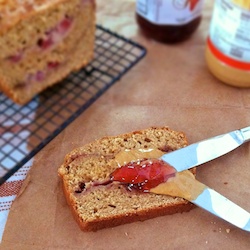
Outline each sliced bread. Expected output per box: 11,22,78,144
58,127,195,231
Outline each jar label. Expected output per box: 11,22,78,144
210,0,250,63
136,0,204,25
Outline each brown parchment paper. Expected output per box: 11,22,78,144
2,1,250,249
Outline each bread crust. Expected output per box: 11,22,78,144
58,127,196,231
0,0,96,35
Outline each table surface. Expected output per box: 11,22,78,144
2,1,250,249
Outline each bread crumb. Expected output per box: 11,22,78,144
226,228,230,233
205,241,208,244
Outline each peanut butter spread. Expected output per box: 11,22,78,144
205,0,250,87
206,46,250,88
115,148,205,200
115,148,165,166
150,170,205,200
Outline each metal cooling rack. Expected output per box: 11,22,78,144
0,25,147,185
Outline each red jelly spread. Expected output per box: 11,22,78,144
110,159,176,192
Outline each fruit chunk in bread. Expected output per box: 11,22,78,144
58,127,195,231
0,0,95,104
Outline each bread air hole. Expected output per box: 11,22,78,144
21,40,27,45
75,182,86,193
158,145,173,153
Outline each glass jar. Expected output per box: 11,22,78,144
206,0,250,87
136,0,204,43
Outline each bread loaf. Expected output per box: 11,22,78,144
58,127,196,231
0,0,95,104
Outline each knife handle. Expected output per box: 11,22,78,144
240,126,250,143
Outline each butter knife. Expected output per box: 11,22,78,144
150,171,250,232
193,186,250,232
160,126,250,172
156,126,250,231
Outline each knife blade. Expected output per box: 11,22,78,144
160,126,250,172
192,185,250,232
150,171,250,231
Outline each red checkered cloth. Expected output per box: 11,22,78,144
0,96,39,242
0,164,31,241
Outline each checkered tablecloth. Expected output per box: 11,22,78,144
0,163,31,242
0,94,38,242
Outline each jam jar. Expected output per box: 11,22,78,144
136,0,204,43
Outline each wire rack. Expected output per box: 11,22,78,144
0,25,147,185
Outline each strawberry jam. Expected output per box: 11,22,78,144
136,0,204,43
110,159,176,192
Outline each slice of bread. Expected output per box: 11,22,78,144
58,127,196,231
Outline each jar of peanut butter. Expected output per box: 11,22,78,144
206,0,250,87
